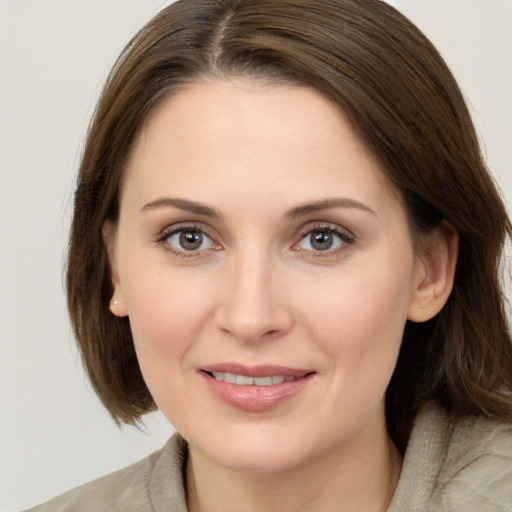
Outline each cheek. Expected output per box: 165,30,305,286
305,260,414,371
121,264,214,363
120,267,216,421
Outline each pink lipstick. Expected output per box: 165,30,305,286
200,363,315,412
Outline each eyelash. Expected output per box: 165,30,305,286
293,224,355,256
155,222,354,258
155,223,219,258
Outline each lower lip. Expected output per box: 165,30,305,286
201,372,314,412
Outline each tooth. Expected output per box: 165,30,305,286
211,372,297,386
224,373,237,384
236,375,254,385
254,376,273,386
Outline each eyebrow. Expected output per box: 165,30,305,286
140,198,221,218
285,198,377,219
140,196,376,219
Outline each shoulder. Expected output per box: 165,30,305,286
430,407,512,511
389,403,512,512
25,433,188,512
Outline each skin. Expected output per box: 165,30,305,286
107,80,457,512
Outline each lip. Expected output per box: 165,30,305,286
202,363,312,378
199,363,315,412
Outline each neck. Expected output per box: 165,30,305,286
186,419,403,512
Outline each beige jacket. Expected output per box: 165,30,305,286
27,403,512,511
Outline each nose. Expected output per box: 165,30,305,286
214,246,293,343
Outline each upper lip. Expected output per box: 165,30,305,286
201,363,314,378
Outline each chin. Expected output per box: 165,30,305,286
211,446,308,474
187,426,317,474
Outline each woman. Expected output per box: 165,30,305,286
29,0,512,510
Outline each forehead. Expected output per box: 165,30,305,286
122,79,400,216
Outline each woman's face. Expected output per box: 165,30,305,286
109,80,427,472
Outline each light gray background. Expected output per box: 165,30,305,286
1,1,511,510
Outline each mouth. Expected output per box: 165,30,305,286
200,364,315,412
204,371,307,386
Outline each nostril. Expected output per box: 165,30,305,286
213,292,293,342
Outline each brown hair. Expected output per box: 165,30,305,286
67,0,512,449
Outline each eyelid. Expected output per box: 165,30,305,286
293,222,355,253
157,222,204,240
153,220,354,257
155,222,222,257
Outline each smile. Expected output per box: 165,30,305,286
200,365,315,412
209,372,305,386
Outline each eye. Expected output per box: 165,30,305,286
296,227,352,252
164,228,215,253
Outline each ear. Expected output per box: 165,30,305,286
102,221,128,317
407,221,458,322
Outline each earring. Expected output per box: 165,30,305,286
111,299,119,306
